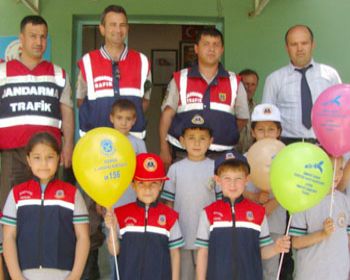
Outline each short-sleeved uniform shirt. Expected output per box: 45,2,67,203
289,191,350,280
245,180,286,235
161,157,216,249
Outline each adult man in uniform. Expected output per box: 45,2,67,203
159,27,249,169
75,5,152,279
76,5,151,139
0,15,74,209
262,25,341,145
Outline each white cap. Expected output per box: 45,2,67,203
251,103,281,122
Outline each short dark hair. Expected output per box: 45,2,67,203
284,25,314,44
239,69,259,82
195,27,224,46
20,15,48,32
216,159,250,176
26,132,61,156
100,5,128,25
110,99,136,116
182,127,213,137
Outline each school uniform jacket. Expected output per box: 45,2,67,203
195,196,273,280
1,179,82,271
114,200,184,280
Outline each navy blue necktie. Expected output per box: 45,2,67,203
295,65,313,129
112,61,120,96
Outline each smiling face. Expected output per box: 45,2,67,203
215,168,248,202
133,180,163,205
27,143,60,184
100,11,129,48
285,26,315,68
20,23,47,62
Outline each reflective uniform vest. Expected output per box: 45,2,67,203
78,48,149,138
168,64,240,151
0,60,65,149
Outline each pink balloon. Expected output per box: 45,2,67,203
312,84,350,156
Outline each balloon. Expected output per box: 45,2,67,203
312,84,350,156
270,143,333,213
72,127,136,207
247,139,285,191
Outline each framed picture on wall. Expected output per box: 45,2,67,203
151,49,178,86
180,41,196,68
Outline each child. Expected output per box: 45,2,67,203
195,151,290,280
110,99,147,207
1,132,90,280
110,99,147,154
106,99,149,279
161,114,216,280
104,153,184,280
0,212,3,280
289,155,350,280
244,103,287,280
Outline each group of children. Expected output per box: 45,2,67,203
0,99,349,280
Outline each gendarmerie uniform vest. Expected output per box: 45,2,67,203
0,60,65,149
78,47,149,138
168,63,240,151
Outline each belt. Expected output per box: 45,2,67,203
280,137,318,145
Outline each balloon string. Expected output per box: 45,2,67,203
275,214,293,280
110,227,120,280
329,158,337,217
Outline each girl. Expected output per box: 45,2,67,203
243,104,286,280
1,132,90,280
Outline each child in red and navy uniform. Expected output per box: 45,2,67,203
195,151,291,280
0,132,90,280
105,153,184,280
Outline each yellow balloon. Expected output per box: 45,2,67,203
72,127,136,207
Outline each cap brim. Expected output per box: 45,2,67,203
133,176,170,182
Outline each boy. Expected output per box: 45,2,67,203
245,103,287,279
195,151,291,280
105,153,184,280
110,99,147,207
289,155,350,280
161,114,216,280
110,99,147,155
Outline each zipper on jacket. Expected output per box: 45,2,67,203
38,191,44,268
140,206,149,280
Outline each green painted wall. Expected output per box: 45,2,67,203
1,0,349,100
